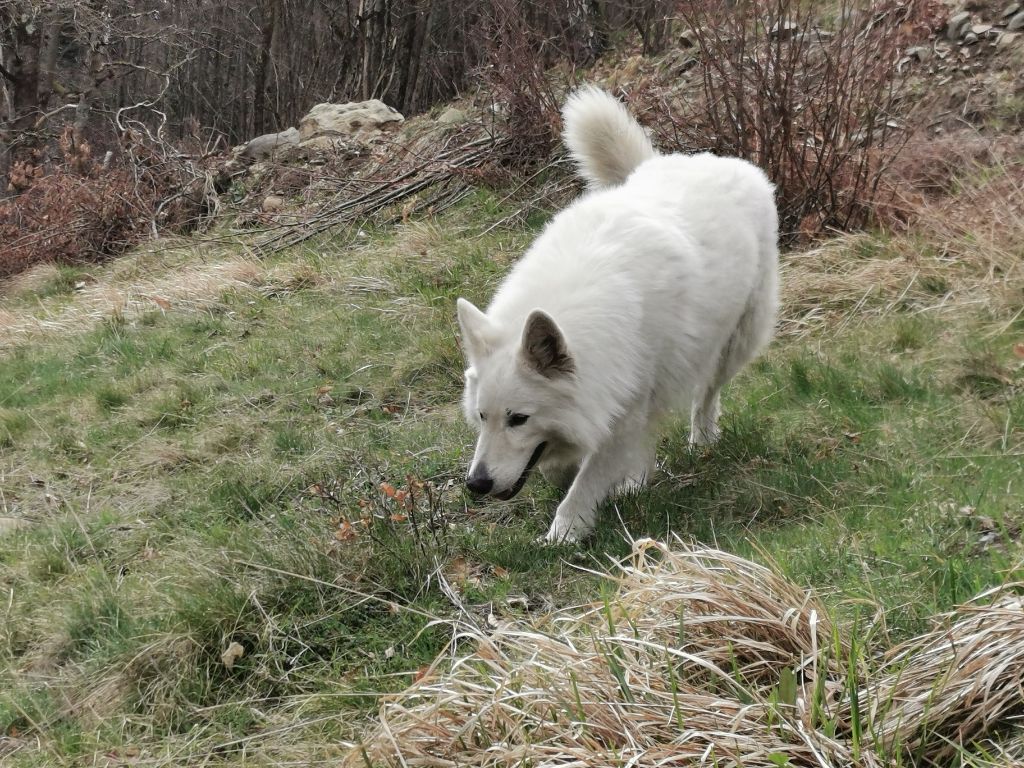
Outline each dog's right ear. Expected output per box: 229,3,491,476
457,298,495,361
521,309,574,378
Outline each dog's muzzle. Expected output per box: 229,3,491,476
492,442,547,501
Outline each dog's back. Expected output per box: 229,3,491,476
560,89,778,404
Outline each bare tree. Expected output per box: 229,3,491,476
0,0,670,192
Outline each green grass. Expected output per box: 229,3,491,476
1,189,1022,765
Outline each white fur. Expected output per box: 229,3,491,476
457,86,779,543
561,85,658,189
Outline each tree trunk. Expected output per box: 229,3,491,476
1,16,42,190
37,21,61,111
73,27,108,140
405,0,435,113
254,0,282,133
9,19,42,132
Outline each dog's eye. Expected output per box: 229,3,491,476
507,413,529,428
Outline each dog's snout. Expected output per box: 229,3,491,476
466,466,494,496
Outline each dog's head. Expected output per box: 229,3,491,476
456,298,576,500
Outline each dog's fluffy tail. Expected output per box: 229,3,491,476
562,86,657,190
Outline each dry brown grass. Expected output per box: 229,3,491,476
0,250,301,349
855,588,1024,764
780,160,1024,338
349,539,1024,767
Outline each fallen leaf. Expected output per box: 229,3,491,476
335,520,358,541
975,515,996,532
380,482,396,498
221,641,245,669
448,556,470,587
493,565,510,579
1014,342,1024,359
389,513,408,523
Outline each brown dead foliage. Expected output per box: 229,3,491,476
0,128,216,280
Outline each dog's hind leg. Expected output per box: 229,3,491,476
689,387,722,447
691,274,776,447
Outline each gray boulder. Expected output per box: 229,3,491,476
946,11,972,41
237,127,300,162
298,100,404,142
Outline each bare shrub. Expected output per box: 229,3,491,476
652,0,936,241
470,0,638,164
0,131,147,278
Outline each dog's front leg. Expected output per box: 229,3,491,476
544,424,654,544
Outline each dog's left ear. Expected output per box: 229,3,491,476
521,310,574,378
457,298,495,361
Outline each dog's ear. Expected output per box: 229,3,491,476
521,310,574,378
457,298,495,361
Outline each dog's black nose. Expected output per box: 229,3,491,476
466,467,493,496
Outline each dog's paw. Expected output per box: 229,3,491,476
541,518,588,545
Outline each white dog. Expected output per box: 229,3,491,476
456,86,779,543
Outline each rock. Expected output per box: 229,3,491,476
971,24,993,36
769,19,799,39
237,127,299,161
0,517,25,537
221,641,245,670
905,45,931,62
1002,3,1021,20
962,31,980,45
437,106,468,125
298,100,404,142
262,195,285,212
946,11,972,41
1007,11,1024,30
295,135,357,154
996,30,1021,48
679,27,702,47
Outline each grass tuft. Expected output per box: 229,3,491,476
351,540,1024,767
